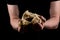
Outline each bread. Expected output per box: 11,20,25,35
19,10,42,26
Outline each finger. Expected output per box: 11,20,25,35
17,19,21,32
18,22,21,32
40,24,44,30
12,26,18,31
17,27,21,32
40,16,46,22
39,15,46,22
38,23,44,30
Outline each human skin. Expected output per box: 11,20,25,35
58,0,60,22
7,5,21,32
7,1,59,32
59,1,60,22
39,1,60,29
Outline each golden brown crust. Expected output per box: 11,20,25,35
19,10,43,26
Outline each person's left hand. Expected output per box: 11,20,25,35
38,15,46,30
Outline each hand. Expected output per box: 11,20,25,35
10,18,21,32
38,15,46,30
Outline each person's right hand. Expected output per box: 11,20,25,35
10,18,21,32
38,15,46,30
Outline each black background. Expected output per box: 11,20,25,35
0,0,60,40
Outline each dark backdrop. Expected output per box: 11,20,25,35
0,0,60,39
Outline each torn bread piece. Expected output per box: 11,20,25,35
19,10,42,26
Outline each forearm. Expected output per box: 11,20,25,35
7,4,20,20
44,1,60,29
44,17,59,29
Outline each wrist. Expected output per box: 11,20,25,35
10,17,20,20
